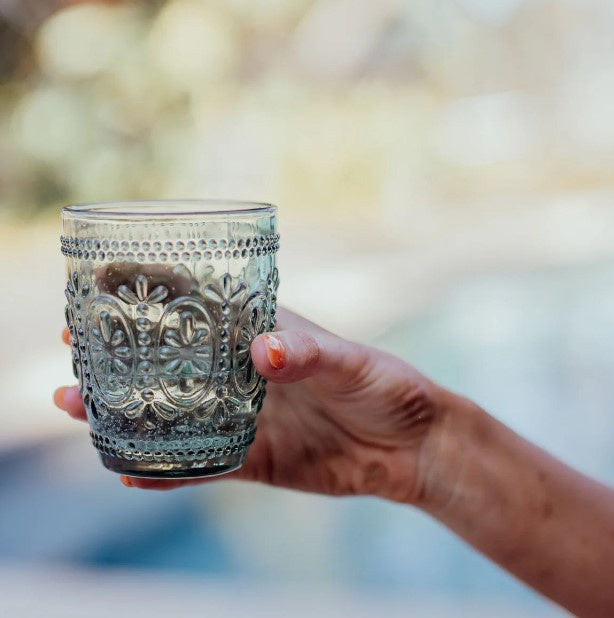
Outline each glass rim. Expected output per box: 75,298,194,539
62,199,277,219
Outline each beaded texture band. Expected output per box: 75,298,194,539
91,426,257,462
61,233,280,263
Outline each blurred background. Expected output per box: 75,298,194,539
1,0,614,615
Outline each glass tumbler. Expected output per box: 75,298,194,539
61,200,279,478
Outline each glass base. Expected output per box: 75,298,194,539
99,451,246,479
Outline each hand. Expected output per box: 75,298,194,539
54,307,448,501
54,308,614,617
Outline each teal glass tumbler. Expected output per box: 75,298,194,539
61,200,279,478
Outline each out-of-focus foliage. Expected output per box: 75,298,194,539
2,0,614,222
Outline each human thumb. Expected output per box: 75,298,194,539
250,329,369,386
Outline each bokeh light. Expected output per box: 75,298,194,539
0,1,613,616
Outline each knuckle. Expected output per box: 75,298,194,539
295,331,320,370
392,382,436,440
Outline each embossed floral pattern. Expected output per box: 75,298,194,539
65,270,91,311
232,293,268,399
116,274,169,388
117,274,168,315
90,310,133,380
122,398,178,423
65,264,275,429
203,272,249,376
194,385,242,428
266,266,279,330
64,303,81,383
203,272,247,308
64,271,92,387
159,311,211,377
235,303,266,377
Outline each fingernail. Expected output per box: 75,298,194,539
62,328,71,345
120,476,133,488
264,334,286,369
53,386,67,409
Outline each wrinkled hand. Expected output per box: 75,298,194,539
54,308,447,502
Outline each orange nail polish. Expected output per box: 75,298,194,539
62,328,71,345
53,386,67,408
120,476,133,487
264,334,286,369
